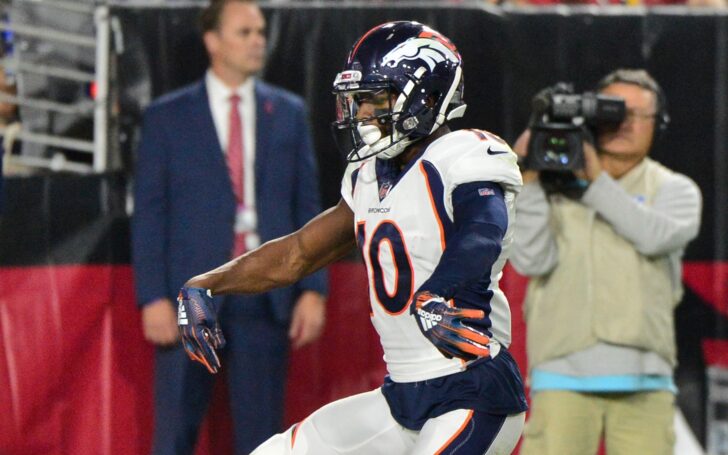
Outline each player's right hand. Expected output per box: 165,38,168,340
410,291,491,361
177,287,226,374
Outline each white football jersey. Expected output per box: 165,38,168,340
341,129,523,383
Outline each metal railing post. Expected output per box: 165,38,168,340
93,5,111,173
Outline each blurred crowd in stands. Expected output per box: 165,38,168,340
261,0,728,7
107,0,728,8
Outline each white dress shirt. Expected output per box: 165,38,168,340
206,70,259,248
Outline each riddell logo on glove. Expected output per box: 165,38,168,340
178,300,188,325
417,308,442,330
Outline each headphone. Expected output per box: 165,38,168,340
596,69,670,143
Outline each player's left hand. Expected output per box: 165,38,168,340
177,287,226,374
410,291,490,361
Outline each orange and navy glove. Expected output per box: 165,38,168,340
410,291,490,361
177,287,226,374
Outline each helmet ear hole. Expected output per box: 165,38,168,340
426,93,439,108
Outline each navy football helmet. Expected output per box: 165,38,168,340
332,21,466,162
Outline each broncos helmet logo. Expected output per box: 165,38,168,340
381,38,459,72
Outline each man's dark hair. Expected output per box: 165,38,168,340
199,0,256,34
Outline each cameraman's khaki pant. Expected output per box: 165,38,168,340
520,390,675,455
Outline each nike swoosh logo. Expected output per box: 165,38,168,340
487,146,509,155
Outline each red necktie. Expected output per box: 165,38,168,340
227,94,246,257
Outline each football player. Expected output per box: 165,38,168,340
178,21,527,454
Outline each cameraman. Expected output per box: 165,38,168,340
511,69,702,455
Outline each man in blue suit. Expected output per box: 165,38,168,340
131,1,327,453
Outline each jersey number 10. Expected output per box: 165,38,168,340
357,221,414,315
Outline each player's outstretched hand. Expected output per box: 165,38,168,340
177,287,226,374
410,291,490,361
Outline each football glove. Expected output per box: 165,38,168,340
177,287,226,374
410,291,490,361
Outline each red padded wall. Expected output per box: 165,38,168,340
1,258,721,454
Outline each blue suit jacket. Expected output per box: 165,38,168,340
132,79,327,323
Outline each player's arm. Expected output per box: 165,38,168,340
178,199,355,373
186,198,356,295
411,181,507,361
420,181,507,298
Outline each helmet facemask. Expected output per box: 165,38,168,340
332,83,417,162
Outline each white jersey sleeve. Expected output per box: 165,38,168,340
423,129,523,219
435,130,521,186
